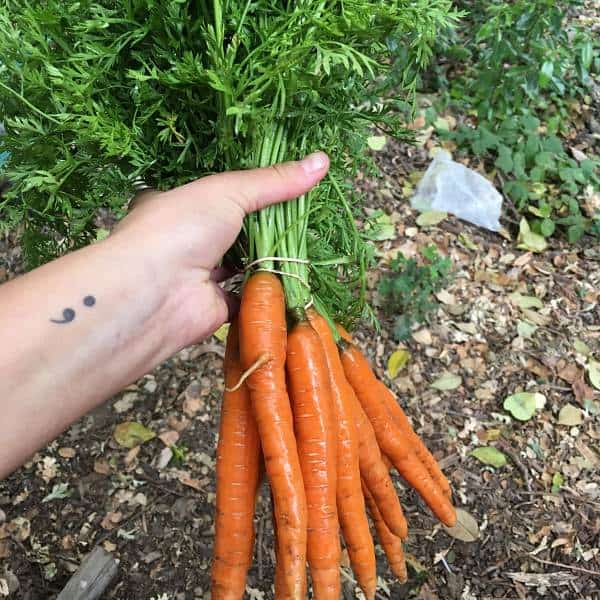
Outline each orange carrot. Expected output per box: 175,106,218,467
287,318,340,599
350,390,408,539
308,310,376,600
362,480,408,582
239,272,307,599
340,341,456,527
377,380,452,498
212,320,261,600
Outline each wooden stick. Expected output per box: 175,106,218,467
57,546,118,600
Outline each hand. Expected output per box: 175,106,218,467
111,151,330,349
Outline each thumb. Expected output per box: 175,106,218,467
200,151,330,214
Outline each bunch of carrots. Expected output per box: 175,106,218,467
211,238,457,598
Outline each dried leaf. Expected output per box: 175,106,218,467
573,339,591,356
510,292,543,310
588,360,600,390
182,381,204,416
179,476,204,491
504,392,545,421
387,349,410,378
430,372,462,391
94,459,112,475
58,447,76,459
443,508,479,542
100,512,123,531
416,210,447,227
470,446,507,468
113,422,156,449
404,552,428,575
557,403,583,426
573,374,595,404
113,392,138,414
158,430,180,447
412,328,432,345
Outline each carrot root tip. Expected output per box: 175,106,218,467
225,352,271,392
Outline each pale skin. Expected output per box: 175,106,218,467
0,151,330,479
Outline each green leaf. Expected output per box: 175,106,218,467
495,145,513,173
416,210,447,227
517,320,537,339
42,482,71,503
580,41,593,70
503,392,545,421
573,339,591,356
367,135,387,151
588,360,600,390
517,218,548,253
387,349,410,378
540,218,555,237
538,61,554,89
431,372,462,391
213,323,230,342
113,422,156,448
364,212,396,241
551,472,564,494
470,446,507,468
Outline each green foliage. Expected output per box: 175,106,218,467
427,0,600,241
0,0,454,324
378,244,452,341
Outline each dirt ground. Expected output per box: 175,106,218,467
1,133,599,600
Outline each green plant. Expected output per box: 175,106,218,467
426,0,600,241
169,443,188,466
378,245,452,341
0,0,456,274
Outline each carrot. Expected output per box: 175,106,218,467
362,480,408,583
377,380,452,498
238,272,307,599
308,310,376,600
350,389,408,539
272,495,293,600
287,318,340,599
212,319,261,600
340,341,456,527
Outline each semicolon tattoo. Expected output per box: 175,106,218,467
50,295,96,324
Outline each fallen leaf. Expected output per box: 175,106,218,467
504,392,545,421
443,508,479,542
124,446,140,466
573,374,595,404
551,472,564,493
364,211,396,241
557,363,582,384
94,459,112,475
100,512,123,531
557,403,583,426
416,210,447,227
367,135,387,151
103,541,117,553
179,476,204,491
7,517,30,542
213,323,230,342
58,447,76,459
430,372,462,391
113,422,156,449
509,292,543,310
588,360,600,390
517,320,537,339
387,349,410,378
470,446,507,468
182,381,204,416
158,430,180,447
412,328,432,345
38,456,58,482
435,290,456,305
520,308,550,327
573,339,591,356
0,540,9,559
42,483,71,503
458,232,478,250
156,447,173,470
517,218,548,253
525,358,551,379
404,552,428,575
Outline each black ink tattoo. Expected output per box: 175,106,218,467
50,295,96,324
50,308,76,324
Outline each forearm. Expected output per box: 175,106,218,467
0,236,184,478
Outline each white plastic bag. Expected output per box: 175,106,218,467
411,149,502,231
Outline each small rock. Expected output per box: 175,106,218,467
155,447,173,470
3,569,19,594
113,392,138,414
0,509,5,525
144,378,158,394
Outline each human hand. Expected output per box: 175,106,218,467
111,152,330,349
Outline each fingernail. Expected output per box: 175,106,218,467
301,151,328,174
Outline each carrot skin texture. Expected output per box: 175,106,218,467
377,380,452,498
211,320,261,600
239,273,307,599
362,481,407,583
340,343,456,527
308,310,376,600
287,319,341,599
350,390,408,539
